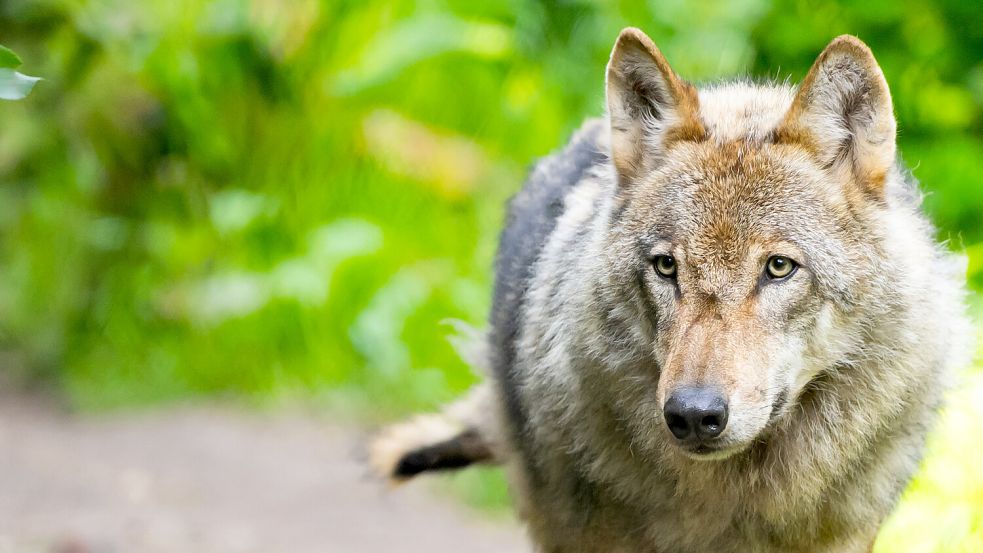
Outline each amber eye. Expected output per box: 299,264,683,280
766,256,797,279
653,255,677,278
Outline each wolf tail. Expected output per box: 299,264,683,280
368,381,502,482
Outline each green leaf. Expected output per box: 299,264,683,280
0,68,40,100
0,45,22,69
332,14,513,95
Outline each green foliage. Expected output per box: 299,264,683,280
0,0,981,549
0,45,23,68
0,43,40,100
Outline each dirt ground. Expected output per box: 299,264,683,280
0,395,528,553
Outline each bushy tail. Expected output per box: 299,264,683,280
368,381,502,482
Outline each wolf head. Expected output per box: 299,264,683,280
599,29,903,460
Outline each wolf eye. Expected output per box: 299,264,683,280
653,255,677,278
765,256,797,279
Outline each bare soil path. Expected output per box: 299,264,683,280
0,396,528,553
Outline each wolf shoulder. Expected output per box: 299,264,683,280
495,118,609,285
490,119,609,340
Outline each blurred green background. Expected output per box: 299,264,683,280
1,0,982,551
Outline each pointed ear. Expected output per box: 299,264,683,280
775,35,896,195
605,28,703,184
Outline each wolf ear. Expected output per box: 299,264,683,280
776,35,896,195
606,28,703,184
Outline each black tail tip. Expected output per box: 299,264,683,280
392,429,492,480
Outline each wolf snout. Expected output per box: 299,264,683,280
663,386,729,442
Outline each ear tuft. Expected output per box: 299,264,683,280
776,35,896,195
606,28,703,184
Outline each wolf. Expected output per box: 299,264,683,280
369,28,972,553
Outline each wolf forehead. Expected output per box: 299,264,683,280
610,83,870,287
619,138,855,252
697,82,798,143
624,81,851,208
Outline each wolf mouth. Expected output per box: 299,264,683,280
680,441,746,461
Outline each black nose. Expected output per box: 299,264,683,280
663,386,729,441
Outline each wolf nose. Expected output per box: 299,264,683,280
663,387,729,441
